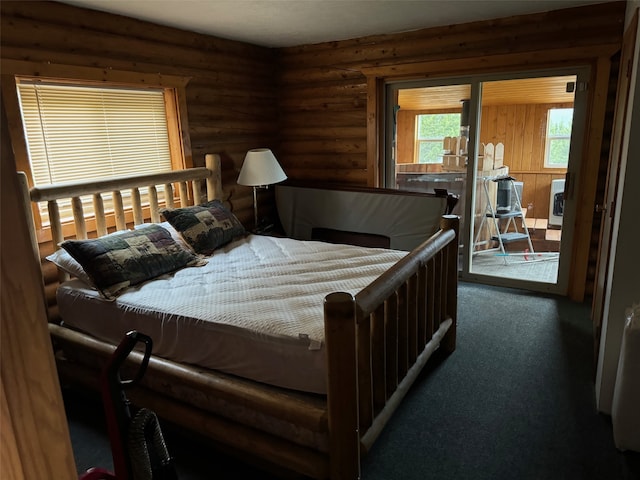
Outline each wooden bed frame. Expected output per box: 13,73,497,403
20,153,459,479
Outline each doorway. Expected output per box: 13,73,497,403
385,68,589,295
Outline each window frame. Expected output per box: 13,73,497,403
1,60,192,240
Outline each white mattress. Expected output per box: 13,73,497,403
57,234,406,394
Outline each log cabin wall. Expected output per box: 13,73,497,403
0,1,278,223
276,1,626,300
1,0,278,318
0,1,626,305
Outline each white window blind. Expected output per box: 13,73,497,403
17,79,174,224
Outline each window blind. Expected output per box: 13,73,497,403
17,80,174,224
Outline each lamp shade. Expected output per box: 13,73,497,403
237,148,287,187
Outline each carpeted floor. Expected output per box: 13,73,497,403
66,282,640,479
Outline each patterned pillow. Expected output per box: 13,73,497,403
160,200,246,255
61,224,205,299
47,229,132,287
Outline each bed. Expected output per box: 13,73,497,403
20,153,459,479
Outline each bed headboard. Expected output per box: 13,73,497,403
19,153,223,302
23,153,222,244
275,183,455,251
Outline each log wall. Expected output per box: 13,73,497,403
277,3,624,185
0,0,627,301
277,1,626,299
0,1,628,473
0,0,278,229
1,0,279,318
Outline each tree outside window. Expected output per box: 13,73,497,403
415,113,461,163
545,108,573,168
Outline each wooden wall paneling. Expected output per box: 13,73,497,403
396,110,416,164
281,153,366,169
278,2,623,298
283,167,369,184
0,1,268,61
511,104,528,168
503,106,516,167
361,11,625,300
0,6,274,78
495,105,508,150
481,105,499,144
1,93,77,480
279,3,624,70
537,173,553,220
1,0,279,234
508,105,522,170
520,105,536,173
1,0,280,334
477,101,579,221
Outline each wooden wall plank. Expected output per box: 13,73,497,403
1,0,278,232
474,102,575,220
278,3,625,188
277,2,624,300
0,2,628,471
1,91,77,480
278,3,624,69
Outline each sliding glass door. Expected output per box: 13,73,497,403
384,67,589,295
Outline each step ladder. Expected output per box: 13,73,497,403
473,175,534,264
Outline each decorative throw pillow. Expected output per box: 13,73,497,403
61,224,205,299
134,221,193,252
160,200,246,255
46,229,132,287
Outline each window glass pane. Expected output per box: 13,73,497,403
417,113,461,139
548,108,573,136
416,113,461,163
418,141,445,163
545,108,573,168
548,138,571,166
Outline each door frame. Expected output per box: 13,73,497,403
364,46,618,301
381,67,591,295
592,10,638,369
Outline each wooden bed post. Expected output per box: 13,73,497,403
324,292,360,480
205,153,223,201
440,215,459,354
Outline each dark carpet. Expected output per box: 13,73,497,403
66,282,640,479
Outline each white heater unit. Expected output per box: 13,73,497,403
549,179,565,228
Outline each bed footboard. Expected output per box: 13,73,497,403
324,215,459,479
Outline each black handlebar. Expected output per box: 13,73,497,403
105,330,153,388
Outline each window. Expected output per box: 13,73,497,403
544,108,573,168
16,77,184,225
415,113,461,163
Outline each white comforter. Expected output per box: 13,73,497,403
58,235,406,394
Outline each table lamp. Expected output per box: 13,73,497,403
237,148,287,231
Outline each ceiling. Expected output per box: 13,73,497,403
398,76,578,110
58,0,618,48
